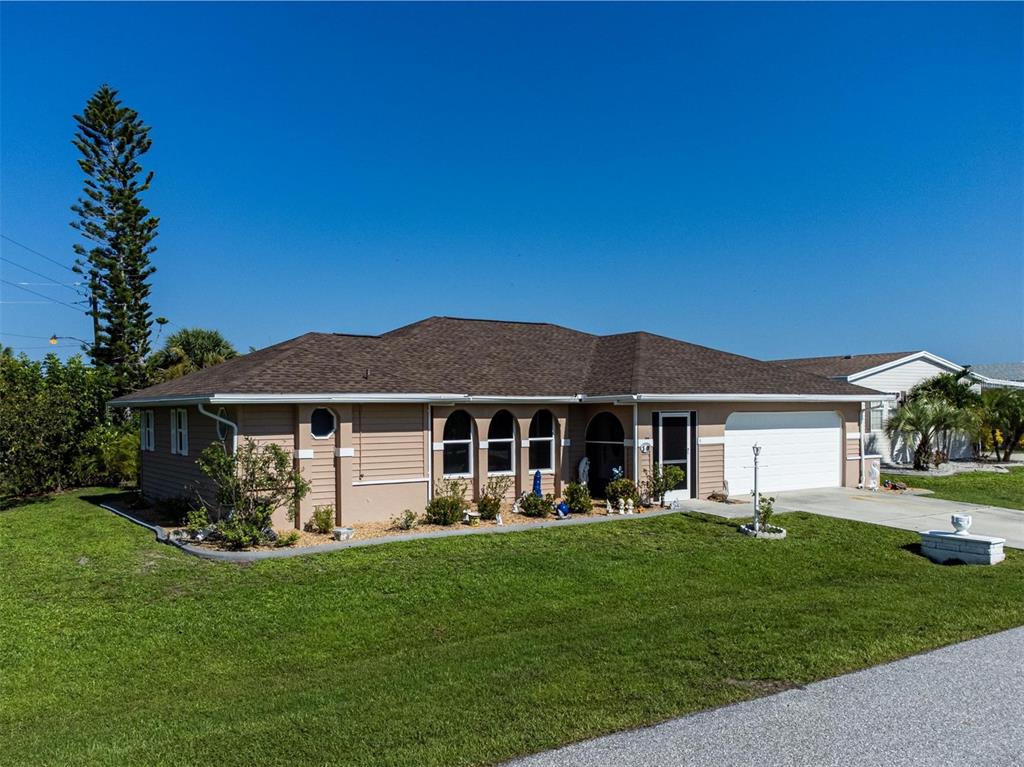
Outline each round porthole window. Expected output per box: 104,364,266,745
311,408,336,439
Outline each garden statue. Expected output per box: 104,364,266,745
496,512,503,526
617,498,626,515
869,461,880,491
626,499,634,514
578,456,590,486
533,470,542,497
556,502,570,519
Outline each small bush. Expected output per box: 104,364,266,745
391,509,419,531
218,519,265,550
425,478,468,526
641,464,686,505
758,495,776,528
562,482,592,515
604,478,640,507
308,505,335,534
477,475,513,520
184,507,209,535
520,493,554,518
274,530,301,547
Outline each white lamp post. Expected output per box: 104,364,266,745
751,443,762,532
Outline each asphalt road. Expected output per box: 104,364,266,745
503,626,1024,767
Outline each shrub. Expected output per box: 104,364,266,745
391,509,419,531
641,464,686,505
604,478,640,508
758,495,776,528
309,505,335,534
75,423,140,487
218,519,265,550
477,475,513,520
424,478,468,526
562,482,592,515
196,438,310,549
184,506,210,535
274,530,301,547
520,493,554,518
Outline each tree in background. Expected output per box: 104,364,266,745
70,84,159,398
148,328,239,382
976,388,1024,462
906,369,981,410
885,397,968,470
0,353,135,498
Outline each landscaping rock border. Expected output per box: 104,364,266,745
738,523,787,540
101,502,696,562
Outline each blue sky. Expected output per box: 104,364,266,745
2,2,1021,364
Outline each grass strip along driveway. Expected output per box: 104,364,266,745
883,467,1024,511
2,489,1023,767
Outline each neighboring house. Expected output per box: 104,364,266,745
970,363,1024,389
772,350,1024,464
111,317,890,528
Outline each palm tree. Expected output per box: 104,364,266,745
885,397,968,470
974,388,1024,462
149,328,238,382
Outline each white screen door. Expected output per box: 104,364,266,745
659,412,690,501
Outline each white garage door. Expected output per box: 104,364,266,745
725,411,841,495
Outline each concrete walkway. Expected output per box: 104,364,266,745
679,487,1024,548
504,627,1024,767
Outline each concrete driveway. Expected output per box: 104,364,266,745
679,487,1024,548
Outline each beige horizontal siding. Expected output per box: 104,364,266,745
698,443,725,497
355,404,426,482
140,406,219,504
307,441,336,507
846,437,860,458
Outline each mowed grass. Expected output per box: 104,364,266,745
882,467,1024,510
2,490,1023,767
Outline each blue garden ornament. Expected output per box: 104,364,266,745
533,470,542,497
556,501,571,519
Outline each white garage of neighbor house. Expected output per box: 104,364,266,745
111,317,892,528
773,350,1024,464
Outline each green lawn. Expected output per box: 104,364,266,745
2,490,1023,767
882,467,1024,510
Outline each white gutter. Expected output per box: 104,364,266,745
197,403,238,452
114,390,895,408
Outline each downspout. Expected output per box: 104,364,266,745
198,403,238,453
632,401,639,483
858,401,866,488
427,404,433,500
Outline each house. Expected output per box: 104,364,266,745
772,350,1024,463
111,317,891,528
970,363,1024,388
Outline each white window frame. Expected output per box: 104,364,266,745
310,407,336,440
442,412,474,478
140,410,155,452
527,410,555,473
487,413,516,476
170,408,189,456
215,407,230,441
869,402,887,432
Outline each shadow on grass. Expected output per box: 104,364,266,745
0,494,53,512
82,490,183,528
901,542,969,566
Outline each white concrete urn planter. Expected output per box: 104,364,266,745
951,514,972,535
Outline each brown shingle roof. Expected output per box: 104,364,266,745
112,316,877,404
771,351,921,378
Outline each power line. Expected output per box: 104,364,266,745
0,256,84,294
0,234,77,274
0,332,54,339
0,279,87,313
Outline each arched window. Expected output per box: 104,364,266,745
528,409,555,471
311,407,336,439
487,410,515,475
442,410,473,477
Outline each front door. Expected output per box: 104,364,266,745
659,412,690,502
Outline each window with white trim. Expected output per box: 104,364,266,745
140,410,155,452
170,408,189,456
311,407,336,439
528,409,555,471
487,410,515,475
442,410,473,477
216,407,230,441
869,402,886,432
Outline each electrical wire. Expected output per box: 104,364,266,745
0,279,88,313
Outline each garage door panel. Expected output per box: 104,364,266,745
725,411,841,495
